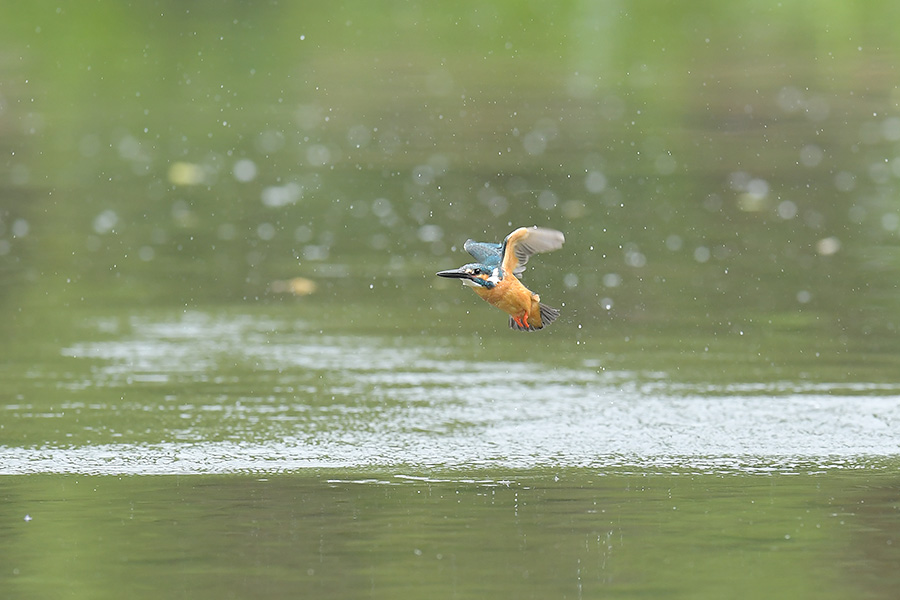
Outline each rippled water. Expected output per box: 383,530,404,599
4,310,897,475
4,3,900,597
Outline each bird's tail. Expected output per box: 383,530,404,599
539,303,560,326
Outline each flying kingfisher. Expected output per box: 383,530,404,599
436,226,565,331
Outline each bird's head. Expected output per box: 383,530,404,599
436,263,499,289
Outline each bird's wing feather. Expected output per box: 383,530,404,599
463,240,503,268
465,239,527,276
501,227,565,275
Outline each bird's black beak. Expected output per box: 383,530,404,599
436,268,471,280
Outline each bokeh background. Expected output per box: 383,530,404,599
2,2,900,599
3,1,900,372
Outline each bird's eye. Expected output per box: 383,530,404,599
472,268,481,275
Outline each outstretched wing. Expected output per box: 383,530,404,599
500,226,565,276
463,239,503,269
464,239,528,277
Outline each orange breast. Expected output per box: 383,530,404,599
472,275,542,325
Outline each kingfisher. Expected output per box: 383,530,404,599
437,226,565,331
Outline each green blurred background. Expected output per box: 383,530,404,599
3,1,900,364
2,2,900,598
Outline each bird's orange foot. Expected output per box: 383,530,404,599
513,313,532,330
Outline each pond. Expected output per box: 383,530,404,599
1,1,900,598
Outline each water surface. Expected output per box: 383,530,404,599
3,309,899,474
2,1,900,598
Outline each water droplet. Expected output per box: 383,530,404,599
233,159,258,182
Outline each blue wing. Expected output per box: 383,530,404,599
464,238,529,277
463,239,502,267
